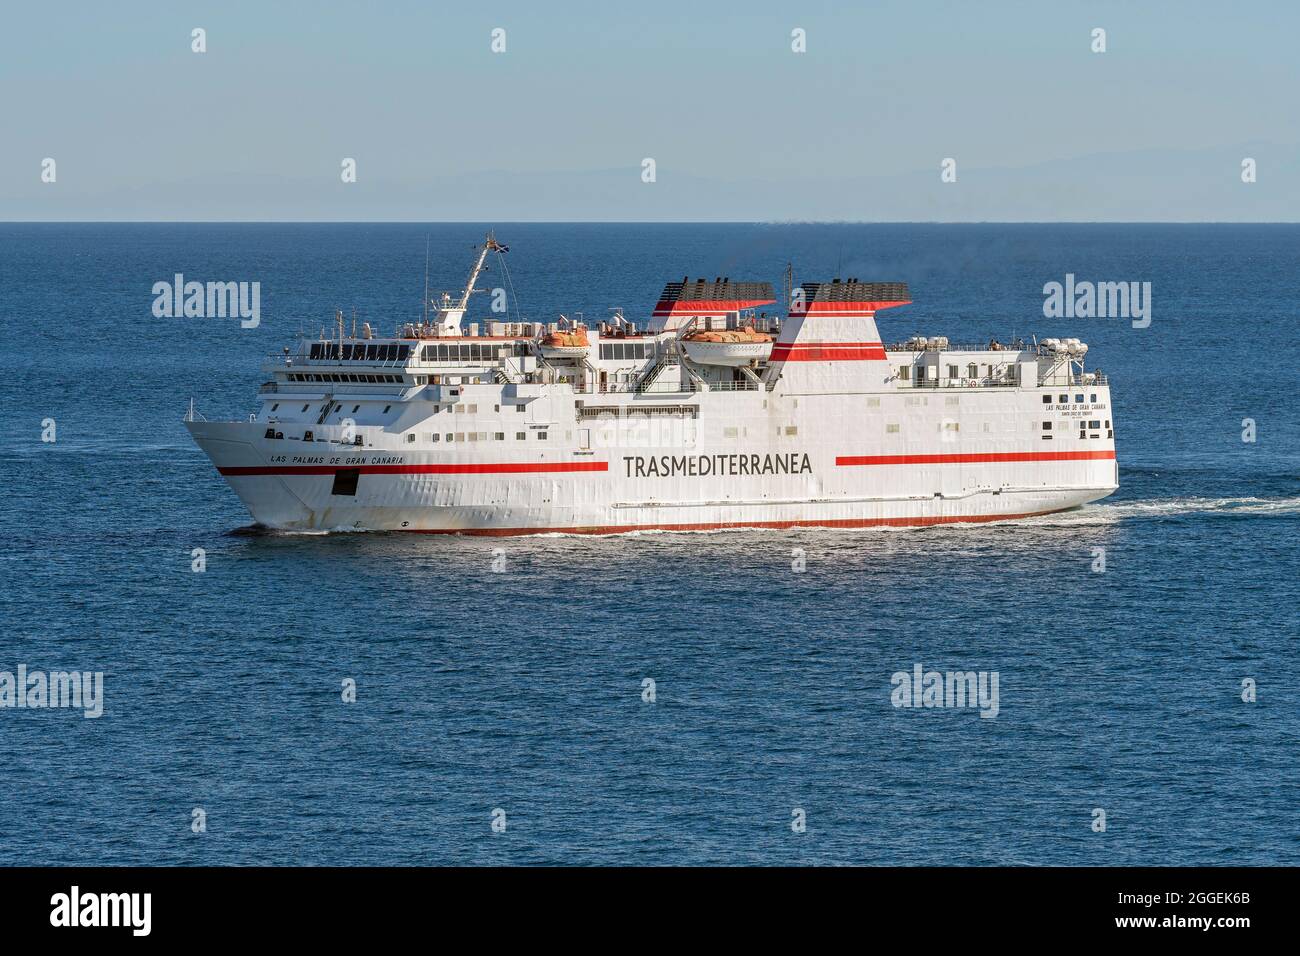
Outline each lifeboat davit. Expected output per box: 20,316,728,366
681,327,773,367
540,328,590,358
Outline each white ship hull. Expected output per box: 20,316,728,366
186,387,1117,534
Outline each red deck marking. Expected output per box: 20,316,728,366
835,450,1117,466
219,461,609,477
398,509,1061,536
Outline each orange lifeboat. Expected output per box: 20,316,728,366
681,326,774,367
540,328,590,358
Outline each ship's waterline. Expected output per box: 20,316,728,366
186,234,1118,533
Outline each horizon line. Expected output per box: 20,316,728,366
5,220,1300,226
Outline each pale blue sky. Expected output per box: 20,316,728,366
3,0,1297,220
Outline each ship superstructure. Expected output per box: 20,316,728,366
185,235,1118,533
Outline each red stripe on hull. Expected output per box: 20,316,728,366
220,461,610,477
836,451,1117,466
398,509,1063,536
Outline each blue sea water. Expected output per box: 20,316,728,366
1,223,1298,866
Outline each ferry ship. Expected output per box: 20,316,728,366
185,234,1118,534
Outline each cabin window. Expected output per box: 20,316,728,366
1042,394,1052,404
494,432,505,441
383,405,391,413
1090,393,1097,403
468,404,478,414
406,433,415,443
516,432,526,440
351,405,360,413
886,423,900,433
271,404,279,411
1088,420,1101,429
516,404,525,413
429,434,439,443
331,469,360,496
1058,394,1067,403
301,404,309,412
785,426,798,436
1042,421,1052,430
445,434,454,442
967,363,978,378
536,431,548,440
1075,394,1085,403
303,430,314,442
898,366,910,381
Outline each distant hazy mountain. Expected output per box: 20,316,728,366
4,143,1296,221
